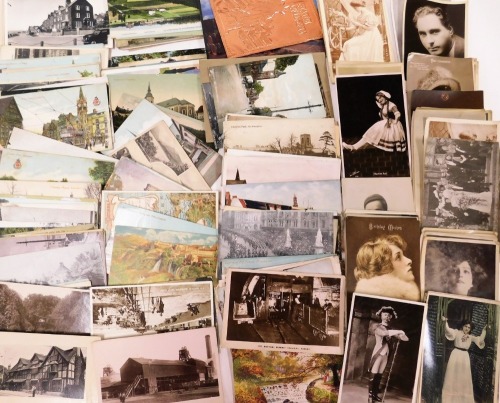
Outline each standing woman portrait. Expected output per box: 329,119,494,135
342,91,407,152
441,316,488,402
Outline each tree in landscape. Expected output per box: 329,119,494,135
88,160,115,185
0,285,30,331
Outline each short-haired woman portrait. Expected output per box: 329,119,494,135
354,234,420,301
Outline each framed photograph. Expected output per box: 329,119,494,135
421,236,498,300
92,327,222,402
336,73,410,178
91,281,214,339
343,214,422,303
422,137,499,231
0,332,100,402
339,293,425,403
221,268,345,355
420,292,500,403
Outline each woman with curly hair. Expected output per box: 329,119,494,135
440,259,488,297
354,234,419,301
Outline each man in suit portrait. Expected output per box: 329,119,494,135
413,5,465,57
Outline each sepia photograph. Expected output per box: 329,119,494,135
222,269,344,354
343,214,421,304
219,210,336,261
0,282,90,335
420,292,500,403
403,0,467,70
422,137,499,231
421,237,498,300
92,328,222,402
91,281,214,339
232,349,342,403
339,293,425,403
0,332,99,402
425,117,499,142
337,73,410,178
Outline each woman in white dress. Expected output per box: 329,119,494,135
339,1,384,62
441,316,487,403
342,91,407,152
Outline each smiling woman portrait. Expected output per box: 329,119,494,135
354,234,420,300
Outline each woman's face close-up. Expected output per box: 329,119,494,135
376,94,387,104
451,260,473,295
462,323,471,334
389,244,414,282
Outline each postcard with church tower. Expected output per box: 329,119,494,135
11,83,113,152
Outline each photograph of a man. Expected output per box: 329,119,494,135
403,1,466,68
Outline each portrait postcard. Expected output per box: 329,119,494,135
0,241,107,287
341,177,415,213
221,268,345,355
0,149,115,186
110,120,210,191
223,149,342,184
210,0,323,58
318,0,397,78
0,332,100,403
219,210,337,262
403,0,467,72
91,327,222,402
336,73,411,178
410,107,491,217
224,179,342,213
343,214,422,304
91,281,214,339
108,99,221,187
206,53,328,148
420,236,499,300
420,292,500,403
231,348,343,403
10,83,113,152
0,281,91,335
421,137,499,231
339,293,425,403
104,157,190,192
222,117,340,158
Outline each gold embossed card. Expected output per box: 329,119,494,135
210,0,324,57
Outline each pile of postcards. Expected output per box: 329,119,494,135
0,0,498,403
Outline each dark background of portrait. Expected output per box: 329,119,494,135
337,74,410,178
423,240,497,299
342,295,425,397
403,0,467,73
422,295,498,402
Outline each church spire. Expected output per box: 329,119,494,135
145,82,154,103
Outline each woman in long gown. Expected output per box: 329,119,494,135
441,317,487,403
342,91,407,152
441,188,492,213
339,1,384,62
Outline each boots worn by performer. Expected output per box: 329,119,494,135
369,373,383,402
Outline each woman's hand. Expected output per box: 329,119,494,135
442,316,447,321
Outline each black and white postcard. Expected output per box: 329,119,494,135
336,73,410,178
91,281,214,339
219,210,336,261
0,332,99,402
92,327,222,402
339,293,425,403
222,268,345,354
422,137,499,231
421,236,498,300
420,292,500,403
0,282,90,335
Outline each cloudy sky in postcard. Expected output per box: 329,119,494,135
7,0,108,31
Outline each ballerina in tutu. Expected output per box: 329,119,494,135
342,90,407,152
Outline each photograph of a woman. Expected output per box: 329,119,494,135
422,238,497,300
337,73,410,177
342,90,407,152
441,316,487,402
340,294,425,403
339,1,384,62
421,293,499,403
354,234,420,301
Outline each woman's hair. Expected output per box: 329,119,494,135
412,6,452,31
354,234,407,280
440,258,488,295
459,319,475,332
